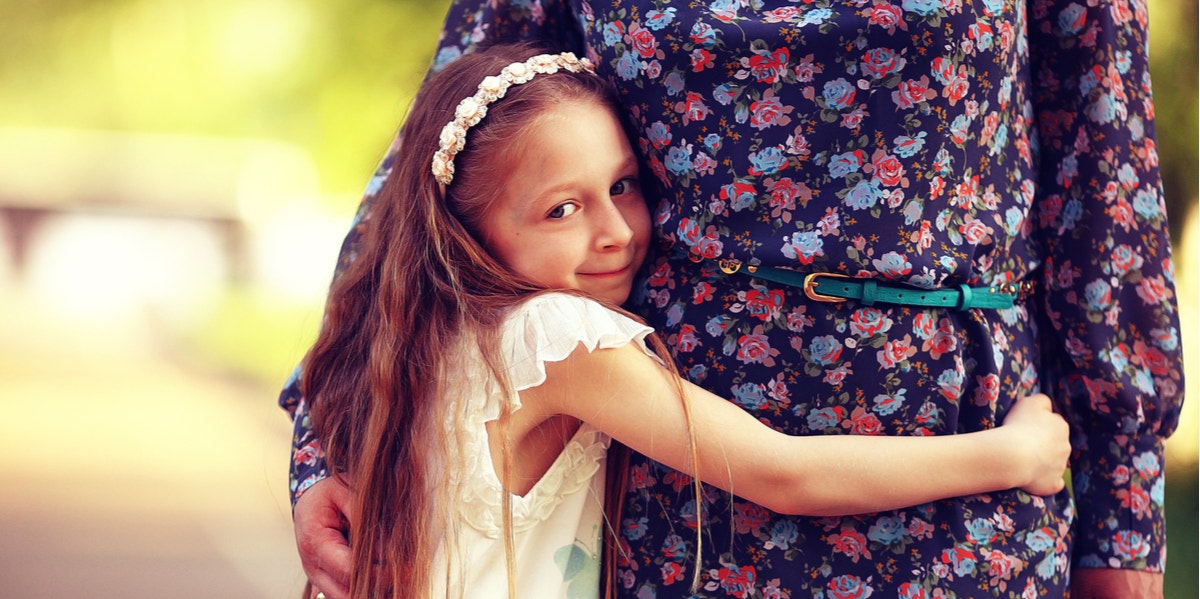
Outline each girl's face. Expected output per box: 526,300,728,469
479,101,650,305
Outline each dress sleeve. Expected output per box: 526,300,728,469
474,293,658,423
1026,0,1184,573
279,0,583,506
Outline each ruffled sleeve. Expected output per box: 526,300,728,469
474,292,657,423
1027,0,1184,572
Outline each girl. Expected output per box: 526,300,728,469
300,43,1070,599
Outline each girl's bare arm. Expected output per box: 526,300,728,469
518,342,1069,516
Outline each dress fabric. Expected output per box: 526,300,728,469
280,1,1185,597
434,293,656,598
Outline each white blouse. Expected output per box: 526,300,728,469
431,293,656,599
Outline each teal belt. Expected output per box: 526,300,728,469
720,262,1015,310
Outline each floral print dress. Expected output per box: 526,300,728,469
281,0,1184,597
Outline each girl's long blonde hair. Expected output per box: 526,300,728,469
302,42,703,598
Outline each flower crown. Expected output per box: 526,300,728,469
431,52,597,188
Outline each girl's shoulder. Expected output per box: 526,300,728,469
500,292,657,393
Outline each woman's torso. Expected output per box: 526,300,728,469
560,1,1074,596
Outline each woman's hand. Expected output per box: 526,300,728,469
999,393,1071,496
294,477,354,599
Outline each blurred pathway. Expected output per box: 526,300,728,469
0,291,302,599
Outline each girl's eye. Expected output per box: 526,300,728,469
548,203,580,219
609,177,639,196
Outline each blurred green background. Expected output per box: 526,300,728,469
0,1,1194,597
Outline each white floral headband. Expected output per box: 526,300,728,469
431,52,597,188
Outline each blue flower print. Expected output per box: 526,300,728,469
433,46,462,71
806,335,844,366
665,144,693,176
781,230,824,264
862,48,906,79
946,546,979,576
616,51,640,80
709,0,740,23
704,133,722,153
665,303,684,328
970,22,994,51
1025,528,1055,552
1058,3,1088,36
732,382,768,409
1151,477,1165,506
677,217,701,246
844,179,883,210
662,71,685,96
827,150,864,178
1082,280,1114,311
873,389,907,416
1061,198,1083,231
801,8,832,25
828,575,874,599
988,123,1008,155
980,0,1005,16
1113,531,1151,561
933,148,952,173
748,145,788,176
767,519,799,550
1037,552,1058,579
822,78,858,111
806,406,842,430
1133,188,1163,220
1086,92,1121,124
713,83,738,106
950,115,971,146
689,21,717,48
868,515,906,546
623,516,649,540
902,0,941,16
704,314,730,337
893,132,926,158
1115,50,1134,74
602,21,623,46
873,251,913,279
966,518,997,544
644,8,676,30
1003,206,1025,237
660,533,688,562
647,121,672,149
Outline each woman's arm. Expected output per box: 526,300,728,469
520,342,1071,517
1027,0,1183,588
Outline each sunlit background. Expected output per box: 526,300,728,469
0,1,1194,597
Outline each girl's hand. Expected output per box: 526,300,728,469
999,393,1071,496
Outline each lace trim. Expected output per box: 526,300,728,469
457,423,609,537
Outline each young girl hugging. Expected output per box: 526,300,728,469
299,43,1071,599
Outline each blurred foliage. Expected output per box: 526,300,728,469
0,0,451,197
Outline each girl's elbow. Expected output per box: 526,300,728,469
751,476,824,516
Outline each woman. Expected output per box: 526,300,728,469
283,2,1184,597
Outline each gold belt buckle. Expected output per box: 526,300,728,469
717,259,742,274
804,272,851,302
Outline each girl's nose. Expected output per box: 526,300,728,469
596,201,635,249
